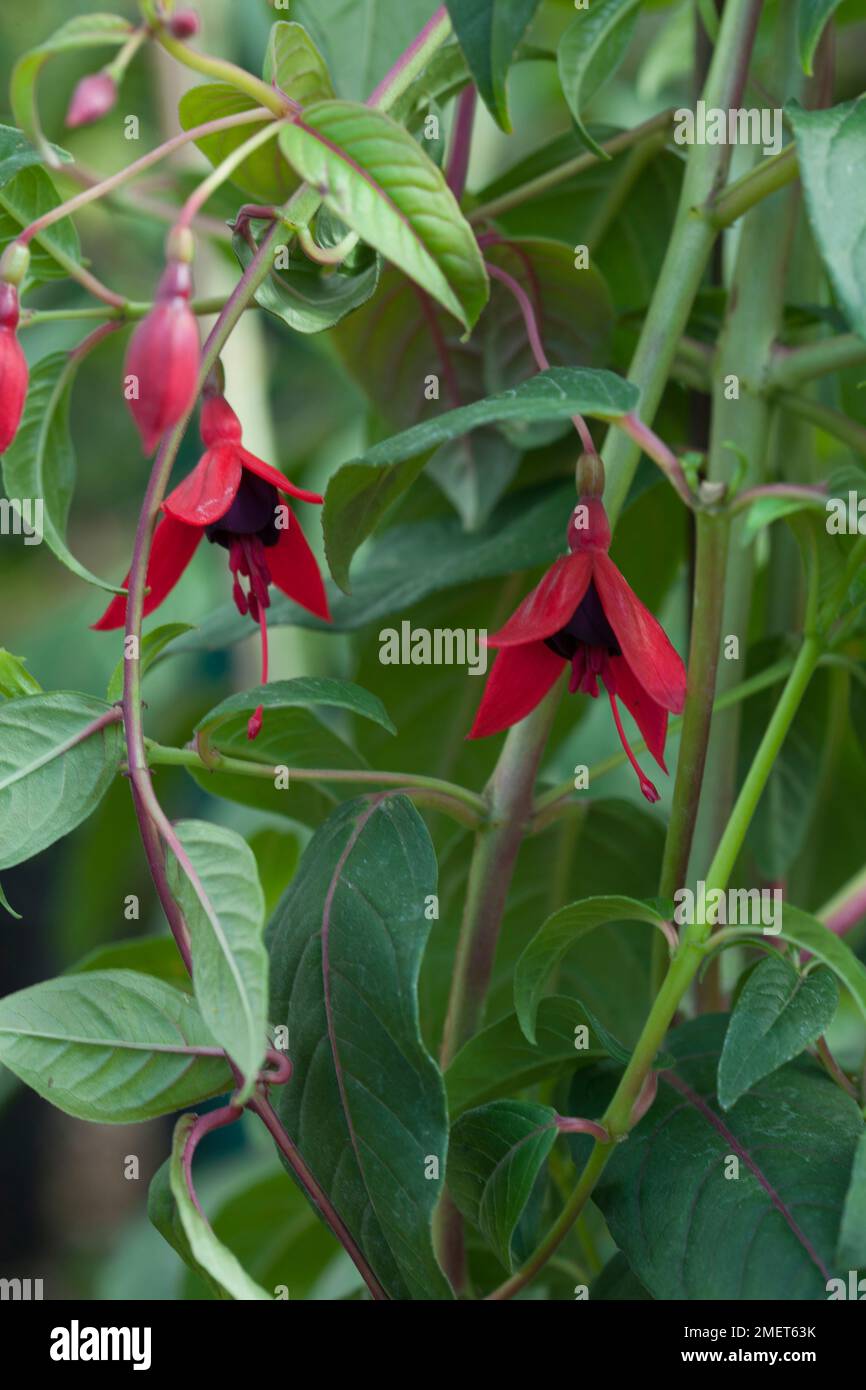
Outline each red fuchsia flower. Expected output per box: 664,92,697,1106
468,493,687,803
65,71,118,129
94,389,331,738
0,283,28,454
124,258,200,454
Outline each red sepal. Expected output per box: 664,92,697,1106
488,553,593,648
593,553,686,714
468,642,564,739
239,449,324,505
163,444,242,526
92,515,202,630
266,509,331,621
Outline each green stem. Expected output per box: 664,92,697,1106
776,391,866,457
21,295,246,328
653,511,730,992
440,684,562,1068
144,740,486,828
176,121,287,229
769,333,866,391
601,0,764,523
468,109,673,226
703,636,822,897
155,30,288,115
704,143,798,228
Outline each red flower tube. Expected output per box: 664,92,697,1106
95,390,331,738
468,493,687,803
0,283,28,454
124,258,200,454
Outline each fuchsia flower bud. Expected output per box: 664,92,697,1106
65,71,118,129
0,283,28,455
124,258,200,454
169,9,201,39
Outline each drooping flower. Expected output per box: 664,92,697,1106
468,491,687,803
124,257,200,454
65,71,118,129
95,387,331,738
0,282,28,454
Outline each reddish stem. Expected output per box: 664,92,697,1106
446,86,477,199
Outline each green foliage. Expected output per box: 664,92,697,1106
445,1,542,130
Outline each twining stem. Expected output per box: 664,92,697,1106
653,511,730,992
144,739,486,828
468,109,674,225
600,0,763,525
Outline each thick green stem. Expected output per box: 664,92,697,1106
601,0,764,524
705,143,798,228
653,511,729,992
770,333,866,391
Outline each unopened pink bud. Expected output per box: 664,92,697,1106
66,71,117,129
124,261,200,454
247,706,264,741
170,9,200,39
0,285,28,454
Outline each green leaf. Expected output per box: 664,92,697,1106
324,367,638,591
69,935,191,991
590,1251,652,1300
0,164,82,285
0,970,232,1122
558,0,642,159
779,903,866,1025
106,622,194,704
445,1,542,130
151,1114,271,1300
740,491,828,543
332,239,614,527
10,14,133,163
178,84,297,205
717,954,839,1111
0,123,70,185
189,679,394,829
0,693,122,870
569,1014,864,1299
165,821,268,1103
179,1166,343,1301
198,676,395,741
448,1099,558,1270
789,98,866,338
836,1131,866,1269
445,996,606,1117
289,0,437,103
278,101,488,331
2,353,122,592
514,895,669,1045
263,21,335,103
233,219,380,334
268,795,452,1300
0,649,42,699
799,0,846,74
